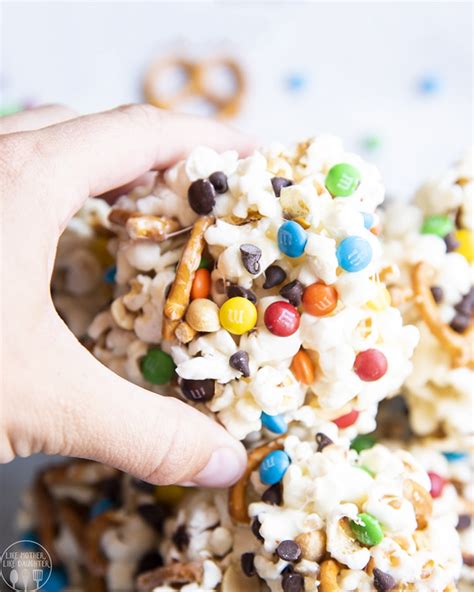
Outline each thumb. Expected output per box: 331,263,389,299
7,319,247,488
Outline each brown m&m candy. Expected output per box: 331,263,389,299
180,378,215,402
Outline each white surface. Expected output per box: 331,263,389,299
0,0,472,552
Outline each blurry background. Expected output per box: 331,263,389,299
0,0,472,549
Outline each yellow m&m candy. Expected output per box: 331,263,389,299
454,229,474,263
219,297,257,335
366,282,391,311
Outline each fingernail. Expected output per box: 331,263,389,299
186,448,245,488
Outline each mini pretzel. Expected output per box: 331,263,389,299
175,320,198,344
412,262,473,368
125,215,182,242
228,437,284,524
319,559,341,592
164,215,214,322
136,561,203,592
403,478,432,530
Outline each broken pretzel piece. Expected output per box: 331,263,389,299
319,559,341,592
412,262,473,368
164,215,214,322
136,561,203,592
228,437,284,524
175,320,198,344
125,215,182,242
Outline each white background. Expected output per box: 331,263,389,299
0,0,472,549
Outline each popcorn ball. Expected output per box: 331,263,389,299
381,150,473,437
83,136,419,441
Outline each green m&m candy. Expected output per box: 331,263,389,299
351,434,376,454
325,163,361,197
421,215,454,237
349,512,384,546
141,348,176,384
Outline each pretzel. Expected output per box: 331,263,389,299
412,262,474,368
144,56,246,119
228,437,284,523
164,215,214,322
136,561,203,592
125,215,182,242
319,559,341,592
175,320,198,344
403,478,432,530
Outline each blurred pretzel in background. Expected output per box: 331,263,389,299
143,55,246,118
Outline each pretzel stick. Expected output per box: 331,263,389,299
412,262,473,368
136,561,204,592
164,216,214,322
126,215,182,241
228,438,284,524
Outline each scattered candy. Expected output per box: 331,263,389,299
279,279,304,306
276,540,302,561
444,232,460,252
240,243,262,274
271,176,293,197
180,378,215,402
290,349,315,384
227,284,257,303
241,552,256,577
190,268,211,300
261,482,283,505
278,220,308,258
349,512,384,546
103,265,117,283
442,451,467,463
418,74,441,94
219,296,258,335
229,350,250,377
373,567,396,592
337,236,372,272
325,163,361,197
450,313,470,334
361,135,382,153
350,434,376,454
261,412,288,434
208,171,228,193
282,572,304,592
141,348,176,384
42,567,68,592
198,256,212,270
362,212,375,229
259,450,291,485
354,349,388,381
457,514,471,530
264,301,300,336
428,471,446,498
333,409,359,429
263,264,287,289
430,285,444,303
454,228,473,262
421,214,454,237
188,179,216,214
251,517,264,541
89,498,114,519
285,72,307,92
302,282,338,316
315,432,333,452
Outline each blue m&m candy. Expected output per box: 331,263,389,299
259,450,291,485
442,451,467,463
103,265,117,283
261,412,288,435
42,566,68,592
278,221,308,258
89,498,114,519
337,236,372,272
362,212,374,229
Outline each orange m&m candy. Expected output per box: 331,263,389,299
191,268,211,300
302,282,338,316
291,349,316,385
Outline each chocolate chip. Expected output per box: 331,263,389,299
251,517,264,542
457,514,471,530
444,232,460,253
263,265,287,289
271,177,293,198
430,286,443,303
463,553,474,567
455,291,474,315
188,179,216,214
279,280,304,307
262,482,283,505
227,284,257,304
131,478,156,494
276,540,301,562
137,504,166,533
240,244,262,275
450,313,471,334
281,571,304,592
180,378,215,402
373,568,396,592
229,350,250,377
172,524,189,551
240,552,256,577
315,432,333,452
209,171,228,194
135,550,163,576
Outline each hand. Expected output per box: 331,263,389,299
1,104,253,487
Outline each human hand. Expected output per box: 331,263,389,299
0,104,254,487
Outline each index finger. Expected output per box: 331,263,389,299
23,104,256,225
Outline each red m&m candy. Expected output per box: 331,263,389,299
428,472,446,498
333,409,359,428
264,301,300,336
302,282,338,317
354,349,388,382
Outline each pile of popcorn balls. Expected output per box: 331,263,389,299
19,137,473,591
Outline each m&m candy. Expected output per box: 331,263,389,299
336,236,372,272
278,220,308,258
454,229,474,263
264,301,300,336
333,409,359,428
362,212,375,229
349,513,384,546
141,349,176,384
325,163,361,197
191,268,211,300
290,349,315,385
421,214,454,237
103,265,117,284
442,451,467,463
261,412,288,434
350,434,376,454
219,296,257,335
428,472,446,498
354,349,388,382
302,282,338,316
259,450,291,485
89,498,114,519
